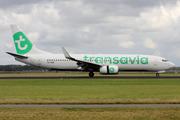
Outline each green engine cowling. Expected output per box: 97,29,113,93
100,65,118,75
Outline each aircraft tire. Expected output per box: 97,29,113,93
89,72,94,77
156,73,159,77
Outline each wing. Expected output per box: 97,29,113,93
61,47,102,71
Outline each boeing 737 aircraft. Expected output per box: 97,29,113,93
7,24,175,77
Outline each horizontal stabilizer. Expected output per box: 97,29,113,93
6,52,28,59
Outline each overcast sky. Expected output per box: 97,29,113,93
1,0,180,66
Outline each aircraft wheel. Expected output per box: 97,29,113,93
156,73,159,77
89,72,94,77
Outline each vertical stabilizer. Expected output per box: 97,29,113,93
10,24,50,55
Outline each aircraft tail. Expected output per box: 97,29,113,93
10,24,49,55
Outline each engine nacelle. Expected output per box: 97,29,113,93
100,65,118,75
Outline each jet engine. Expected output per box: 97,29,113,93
100,65,118,75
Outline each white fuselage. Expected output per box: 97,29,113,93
8,24,175,77
15,53,175,72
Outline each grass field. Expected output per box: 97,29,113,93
0,107,180,120
1,72,180,119
0,77,180,104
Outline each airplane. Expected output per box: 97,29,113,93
7,24,175,77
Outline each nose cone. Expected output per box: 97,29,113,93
169,62,175,68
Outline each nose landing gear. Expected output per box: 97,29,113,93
156,73,159,77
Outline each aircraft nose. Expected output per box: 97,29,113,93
169,62,175,68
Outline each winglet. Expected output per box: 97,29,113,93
61,47,75,60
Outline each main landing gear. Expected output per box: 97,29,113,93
156,73,159,77
89,71,94,77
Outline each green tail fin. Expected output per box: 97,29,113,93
11,24,33,54
10,24,49,55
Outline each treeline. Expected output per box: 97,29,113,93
0,65,43,71
168,67,180,71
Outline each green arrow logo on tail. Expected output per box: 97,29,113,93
13,32,33,54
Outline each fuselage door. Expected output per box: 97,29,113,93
154,57,158,66
38,58,42,66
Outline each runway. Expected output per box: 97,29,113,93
0,76,180,79
0,104,180,108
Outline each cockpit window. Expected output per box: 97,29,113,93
162,59,168,62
